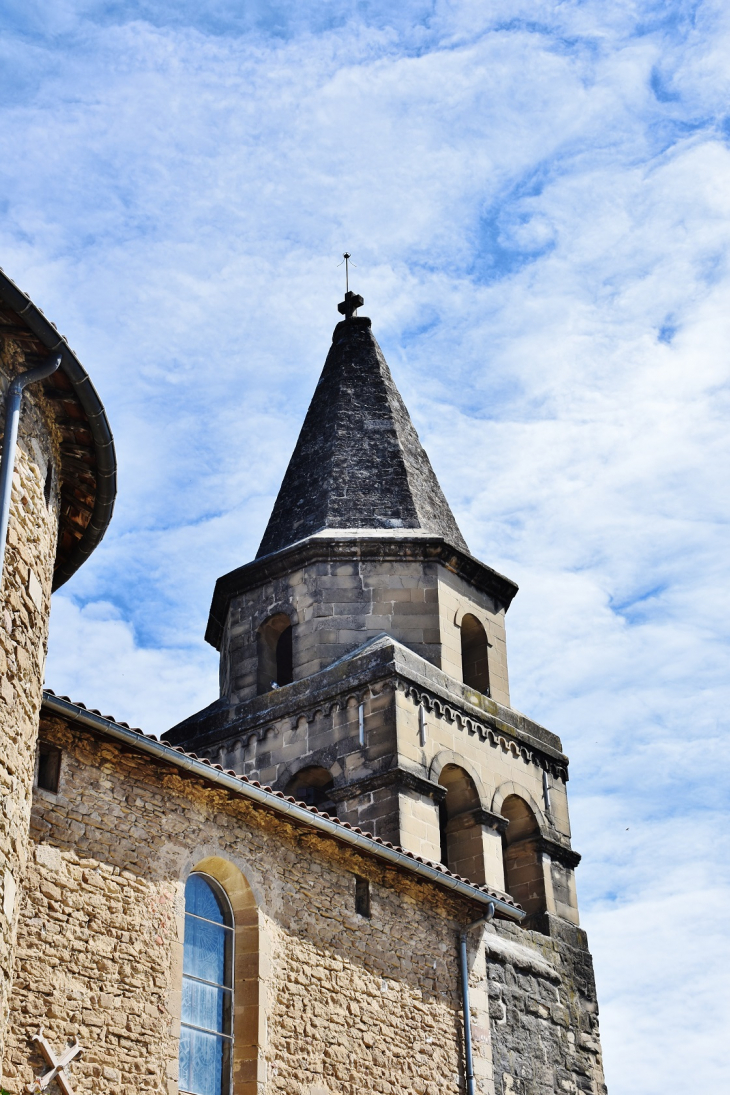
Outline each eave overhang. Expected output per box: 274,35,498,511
0,267,116,588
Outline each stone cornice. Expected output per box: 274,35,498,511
475,807,511,834
165,635,569,781
205,533,519,650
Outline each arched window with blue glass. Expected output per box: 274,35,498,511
180,872,234,1095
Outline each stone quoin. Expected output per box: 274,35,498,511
0,276,606,1095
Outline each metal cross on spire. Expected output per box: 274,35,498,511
337,252,363,321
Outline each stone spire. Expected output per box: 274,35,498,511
257,303,468,558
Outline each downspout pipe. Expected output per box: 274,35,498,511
460,901,495,1095
0,350,62,580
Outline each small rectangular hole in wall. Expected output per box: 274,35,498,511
355,876,371,918
36,743,61,793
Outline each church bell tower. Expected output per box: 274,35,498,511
166,291,581,932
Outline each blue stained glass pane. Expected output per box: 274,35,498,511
179,1024,193,1092
179,1025,228,1095
184,914,228,985
180,875,232,1095
182,977,231,1035
185,875,230,924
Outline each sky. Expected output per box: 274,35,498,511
1,0,729,1090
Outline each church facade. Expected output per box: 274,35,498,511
0,272,606,1095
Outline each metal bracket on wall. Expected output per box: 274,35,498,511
26,1027,83,1095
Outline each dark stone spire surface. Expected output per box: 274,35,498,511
257,315,468,558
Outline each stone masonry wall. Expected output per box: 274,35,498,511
5,715,489,1095
220,555,511,709
0,351,59,1072
485,919,606,1095
6,716,605,1095
222,558,444,703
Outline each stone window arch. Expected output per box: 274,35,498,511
179,858,264,1095
180,872,234,1095
501,795,547,929
257,612,293,694
438,763,485,884
460,613,490,695
285,765,335,811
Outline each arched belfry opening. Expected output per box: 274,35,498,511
460,614,490,695
501,795,547,929
257,613,293,694
438,764,485,885
285,766,335,811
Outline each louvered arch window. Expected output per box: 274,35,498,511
180,873,234,1095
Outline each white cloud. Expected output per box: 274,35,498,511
4,0,730,1090
46,596,218,734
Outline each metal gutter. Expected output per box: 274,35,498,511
0,268,116,588
42,692,525,922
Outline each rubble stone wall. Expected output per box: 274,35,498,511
0,351,59,1071
5,716,605,1095
484,918,606,1095
5,716,485,1095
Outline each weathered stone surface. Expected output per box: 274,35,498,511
0,296,607,1095
3,712,606,1095
0,290,115,1077
206,536,519,655
256,317,468,558
6,715,489,1095
205,548,515,710
485,918,606,1095
0,354,59,1072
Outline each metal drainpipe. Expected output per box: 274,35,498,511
0,350,62,579
460,900,495,1095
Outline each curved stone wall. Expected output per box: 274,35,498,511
0,346,60,1069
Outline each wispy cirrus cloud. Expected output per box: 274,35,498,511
1,1,728,1090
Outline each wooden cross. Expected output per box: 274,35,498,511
337,290,364,321
26,1028,83,1095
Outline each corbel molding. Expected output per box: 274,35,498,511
446,806,509,835
538,836,581,869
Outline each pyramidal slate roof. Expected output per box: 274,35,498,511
257,314,468,558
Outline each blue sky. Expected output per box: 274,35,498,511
1,1,729,1090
